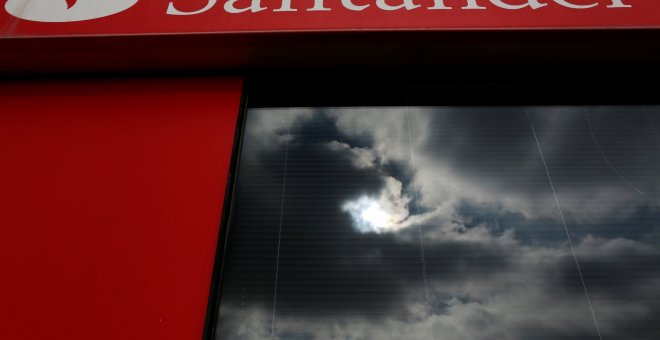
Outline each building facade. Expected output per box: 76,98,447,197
1,1,659,340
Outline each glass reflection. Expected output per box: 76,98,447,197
217,106,660,340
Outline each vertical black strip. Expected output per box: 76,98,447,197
202,79,250,340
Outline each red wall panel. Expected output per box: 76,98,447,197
0,77,242,340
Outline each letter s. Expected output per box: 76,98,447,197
5,0,139,22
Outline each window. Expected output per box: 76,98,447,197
209,73,660,339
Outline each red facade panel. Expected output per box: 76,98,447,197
0,77,242,340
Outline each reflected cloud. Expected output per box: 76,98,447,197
218,106,660,339
342,176,418,233
326,140,379,169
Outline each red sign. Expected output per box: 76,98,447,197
1,0,659,37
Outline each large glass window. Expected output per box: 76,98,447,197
215,106,660,339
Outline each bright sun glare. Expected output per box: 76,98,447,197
343,197,396,233
360,201,390,228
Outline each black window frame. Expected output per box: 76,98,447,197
203,63,660,340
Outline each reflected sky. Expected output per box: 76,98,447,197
217,106,660,340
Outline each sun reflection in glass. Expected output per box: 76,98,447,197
343,197,397,233
360,199,390,228
342,177,414,233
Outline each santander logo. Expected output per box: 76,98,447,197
4,0,633,23
5,0,138,22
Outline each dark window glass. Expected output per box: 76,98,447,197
216,106,660,339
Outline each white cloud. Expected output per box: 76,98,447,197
246,108,315,150
343,176,429,233
326,140,379,169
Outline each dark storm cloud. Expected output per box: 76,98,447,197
415,106,660,223
419,106,660,187
224,109,516,318
221,109,411,322
217,107,660,340
558,236,660,296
